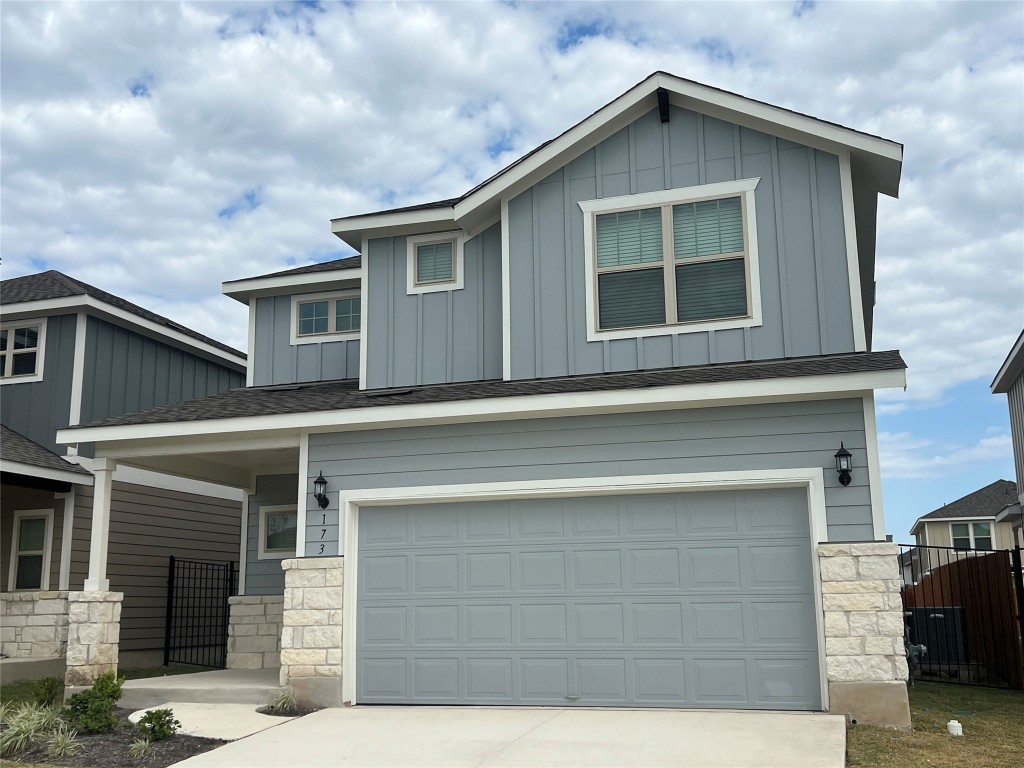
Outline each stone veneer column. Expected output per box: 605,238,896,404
0,592,69,658
226,595,283,669
280,557,343,707
64,591,123,687
819,542,910,728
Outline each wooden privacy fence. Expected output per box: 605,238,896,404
899,544,1024,689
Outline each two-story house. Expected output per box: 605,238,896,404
1,270,246,676
58,73,911,726
990,330,1024,544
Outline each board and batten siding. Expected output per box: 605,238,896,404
304,397,875,559
508,105,856,380
0,313,77,453
1007,373,1024,494
364,223,503,389
251,296,361,386
243,474,298,595
69,480,241,653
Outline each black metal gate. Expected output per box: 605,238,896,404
163,556,238,668
899,544,1024,689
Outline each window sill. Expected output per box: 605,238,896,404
257,551,296,561
290,331,361,346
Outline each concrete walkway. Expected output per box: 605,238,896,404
171,706,846,768
130,702,294,741
120,668,279,710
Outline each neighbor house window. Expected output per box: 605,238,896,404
406,231,465,294
8,510,52,591
258,505,298,559
951,522,992,551
0,319,46,382
290,292,361,345
579,179,761,342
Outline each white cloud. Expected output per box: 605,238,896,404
878,430,1013,480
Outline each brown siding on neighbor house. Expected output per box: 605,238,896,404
70,480,241,653
919,519,1017,550
0,485,62,593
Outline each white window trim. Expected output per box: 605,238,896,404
579,178,763,342
289,291,362,346
257,504,298,560
0,317,47,384
7,509,54,591
949,520,994,550
406,231,465,295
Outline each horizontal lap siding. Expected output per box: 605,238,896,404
71,480,241,652
244,474,296,595
307,397,874,555
0,486,61,592
508,106,855,380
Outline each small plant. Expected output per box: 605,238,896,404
45,723,81,758
0,702,59,756
0,701,13,725
32,676,65,708
62,670,125,734
136,708,181,741
270,687,297,714
129,737,154,759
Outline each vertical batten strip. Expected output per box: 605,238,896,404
808,150,830,355
531,188,542,378
769,136,792,357
563,164,576,375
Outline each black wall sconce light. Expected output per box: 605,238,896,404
834,443,853,486
313,471,329,509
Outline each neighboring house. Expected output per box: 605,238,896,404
910,479,1021,551
0,270,247,670
58,73,912,726
992,330,1024,545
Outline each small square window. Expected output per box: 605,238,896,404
415,242,455,284
259,506,298,559
1,320,45,382
336,297,361,332
406,231,465,295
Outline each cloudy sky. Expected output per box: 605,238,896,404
2,1,1022,538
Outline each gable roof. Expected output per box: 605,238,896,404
1,270,246,367
331,71,904,249
221,256,363,303
0,424,92,482
912,480,1019,532
992,329,1024,393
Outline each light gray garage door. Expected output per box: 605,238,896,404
356,488,821,709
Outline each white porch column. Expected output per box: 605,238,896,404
84,459,116,591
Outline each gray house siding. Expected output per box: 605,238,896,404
0,313,77,453
303,397,874,563
507,106,855,380
251,295,361,386
244,474,297,595
364,223,503,389
79,317,244,434
1008,373,1024,494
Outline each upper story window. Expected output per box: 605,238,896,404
579,178,762,342
289,292,361,345
406,231,465,295
0,319,46,384
951,521,992,551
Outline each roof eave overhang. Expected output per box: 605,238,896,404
222,271,363,303
331,208,457,251
995,502,1023,524
0,459,94,487
992,330,1024,393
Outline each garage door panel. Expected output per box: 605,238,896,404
357,488,821,709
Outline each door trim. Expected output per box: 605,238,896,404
341,467,830,709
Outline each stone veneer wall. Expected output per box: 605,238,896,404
0,592,69,658
280,557,343,707
65,591,123,687
819,542,911,728
226,595,283,669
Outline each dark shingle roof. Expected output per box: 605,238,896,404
230,256,362,283
68,350,906,431
1,271,245,361
919,480,1019,520
0,425,92,476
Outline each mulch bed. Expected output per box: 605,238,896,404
9,709,226,768
255,705,321,718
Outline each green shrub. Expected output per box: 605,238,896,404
136,708,181,741
129,737,153,759
0,702,60,756
46,723,81,758
62,670,125,734
32,676,65,708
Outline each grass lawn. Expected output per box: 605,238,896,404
847,681,1024,767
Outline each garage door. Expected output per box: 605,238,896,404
356,488,821,709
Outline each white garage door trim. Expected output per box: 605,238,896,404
340,468,829,708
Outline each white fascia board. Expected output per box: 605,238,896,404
840,152,868,352
331,208,457,250
59,367,906,448
994,503,1022,523
992,330,1024,393
222,271,362,303
1,296,246,370
0,459,94,487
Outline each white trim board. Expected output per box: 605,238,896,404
340,467,831,710
223,269,361,303
62,368,906,448
70,456,242,500
0,459,93,487
56,491,75,590
405,231,466,295
67,313,88,429
839,152,867,352
862,393,885,540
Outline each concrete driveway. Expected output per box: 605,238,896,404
172,706,846,768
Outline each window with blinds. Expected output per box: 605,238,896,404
416,241,455,284
593,193,750,331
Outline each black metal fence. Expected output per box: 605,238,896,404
898,543,1024,689
163,556,238,668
